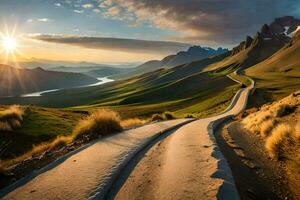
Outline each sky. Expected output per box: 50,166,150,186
0,0,299,64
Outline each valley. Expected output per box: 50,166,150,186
0,10,299,200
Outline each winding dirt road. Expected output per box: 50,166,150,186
0,119,193,200
110,74,254,200
0,73,254,200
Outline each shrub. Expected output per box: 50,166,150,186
72,109,122,140
151,114,164,122
0,105,25,131
163,112,176,120
0,122,12,132
265,123,294,159
185,114,194,118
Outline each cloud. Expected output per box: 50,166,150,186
54,3,62,7
99,0,113,8
98,0,300,45
106,6,121,16
93,8,101,13
37,18,52,22
128,23,141,28
74,10,84,14
29,34,192,54
82,3,94,9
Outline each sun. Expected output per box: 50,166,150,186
2,36,17,52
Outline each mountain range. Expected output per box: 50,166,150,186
0,16,299,107
114,46,228,79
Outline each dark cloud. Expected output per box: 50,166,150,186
101,0,300,45
30,34,192,54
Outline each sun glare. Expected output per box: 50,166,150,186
2,36,17,52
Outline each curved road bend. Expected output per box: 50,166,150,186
111,75,255,200
0,73,254,200
0,119,193,200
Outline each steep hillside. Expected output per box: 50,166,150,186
0,65,98,97
246,28,300,98
205,16,300,73
116,46,228,79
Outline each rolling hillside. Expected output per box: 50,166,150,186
0,65,98,97
0,52,239,118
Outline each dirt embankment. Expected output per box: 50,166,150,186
215,121,293,199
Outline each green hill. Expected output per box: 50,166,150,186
0,53,239,118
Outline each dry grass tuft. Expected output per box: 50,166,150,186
151,114,164,122
151,112,177,122
72,109,122,140
265,123,294,159
163,112,176,120
294,123,300,140
0,105,25,131
242,91,299,136
121,118,146,129
260,119,278,138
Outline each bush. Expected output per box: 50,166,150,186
72,109,122,140
185,114,194,118
151,114,164,122
162,112,176,120
0,105,25,131
265,123,294,159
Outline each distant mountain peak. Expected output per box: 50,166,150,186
232,16,300,56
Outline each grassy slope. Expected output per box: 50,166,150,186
203,38,285,74
246,36,300,99
0,52,239,118
0,106,85,159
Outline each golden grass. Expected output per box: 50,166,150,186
265,123,294,159
121,118,146,129
0,105,25,131
72,109,123,140
242,91,300,161
151,112,177,122
1,135,73,169
242,91,299,136
151,114,164,122
0,109,147,170
260,119,277,138
294,123,300,140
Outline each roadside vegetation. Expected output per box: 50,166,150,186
0,105,25,132
150,111,177,122
0,108,148,171
242,91,300,195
